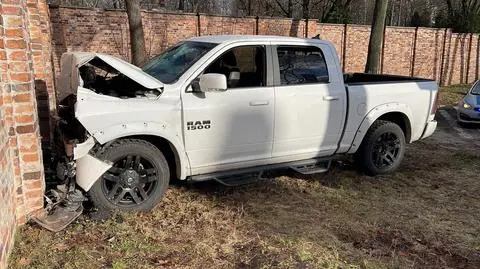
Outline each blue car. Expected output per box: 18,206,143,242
456,81,480,124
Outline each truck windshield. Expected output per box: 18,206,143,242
142,41,217,84
471,82,480,95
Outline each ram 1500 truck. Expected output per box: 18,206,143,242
35,35,439,230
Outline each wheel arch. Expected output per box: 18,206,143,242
92,127,190,180
116,135,184,181
348,103,413,154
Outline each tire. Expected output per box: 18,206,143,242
88,139,170,212
356,120,406,176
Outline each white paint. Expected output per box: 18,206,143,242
73,136,95,160
76,154,112,191
62,35,439,185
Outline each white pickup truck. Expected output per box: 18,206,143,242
51,35,438,215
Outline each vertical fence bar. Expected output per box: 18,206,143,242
196,12,201,36
475,35,480,80
380,24,386,74
342,24,347,72
255,16,259,35
410,27,419,77
466,33,473,84
439,28,448,86
304,19,308,38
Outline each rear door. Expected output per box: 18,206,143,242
272,43,346,159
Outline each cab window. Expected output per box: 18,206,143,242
204,46,266,88
276,46,329,85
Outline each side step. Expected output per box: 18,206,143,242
289,159,331,175
213,172,264,187
189,157,332,186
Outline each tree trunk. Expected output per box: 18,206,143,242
365,0,388,74
178,0,184,11
125,0,146,66
302,0,310,19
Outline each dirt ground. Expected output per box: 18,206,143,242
8,85,480,269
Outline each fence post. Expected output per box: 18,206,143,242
380,24,386,74
255,16,259,35
476,34,480,81
342,24,347,72
304,18,308,38
466,33,473,84
411,27,419,77
439,28,448,86
196,12,201,36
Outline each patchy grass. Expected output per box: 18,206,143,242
9,134,480,269
439,84,472,107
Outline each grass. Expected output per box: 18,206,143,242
438,84,471,107
9,137,480,268
8,84,480,269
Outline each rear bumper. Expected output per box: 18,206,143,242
421,120,437,139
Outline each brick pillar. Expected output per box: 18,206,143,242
1,0,51,268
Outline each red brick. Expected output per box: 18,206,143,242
5,39,26,49
5,29,24,38
22,153,39,162
25,189,43,199
4,16,23,28
8,50,27,61
9,61,29,72
16,124,35,134
14,104,34,114
24,180,42,189
13,93,32,103
15,114,34,124
2,6,23,15
10,72,31,82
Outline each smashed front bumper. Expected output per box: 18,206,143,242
33,136,112,232
73,136,112,191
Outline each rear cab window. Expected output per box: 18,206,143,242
275,46,329,86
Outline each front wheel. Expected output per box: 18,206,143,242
88,139,170,212
356,120,406,175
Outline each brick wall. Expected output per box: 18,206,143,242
1,0,52,268
49,6,480,88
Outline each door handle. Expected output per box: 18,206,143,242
249,100,269,106
323,96,340,101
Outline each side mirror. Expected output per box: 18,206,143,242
196,73,227,92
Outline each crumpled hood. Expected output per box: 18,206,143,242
57,52,163,102
74,87,181,144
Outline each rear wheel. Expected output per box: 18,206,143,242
88,139,170,212
356,120,406,175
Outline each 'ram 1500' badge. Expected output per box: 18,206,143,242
187,120,211,130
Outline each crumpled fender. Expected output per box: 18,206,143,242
73,125,190,191
90,122,190,180
347,102,413,154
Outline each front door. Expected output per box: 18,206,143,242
182,45,275,174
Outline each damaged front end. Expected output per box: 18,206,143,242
34,52,164,231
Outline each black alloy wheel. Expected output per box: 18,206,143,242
102,155,158,207
371,132,402,170
88,139,170,212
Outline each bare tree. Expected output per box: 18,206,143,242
365,0,388,74
125,0,147,66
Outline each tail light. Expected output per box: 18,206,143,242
431,92,439,115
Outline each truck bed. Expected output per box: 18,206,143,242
344,73,434,85
337,75,438,154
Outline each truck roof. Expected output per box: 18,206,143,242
188,35,330,45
